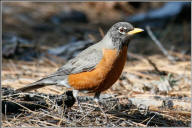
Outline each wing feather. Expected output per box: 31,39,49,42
50,46,103,76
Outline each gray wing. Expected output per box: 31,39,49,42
17,44,103,92
50,45,103,76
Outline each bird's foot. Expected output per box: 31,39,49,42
94,97,108,124
76,97,84,113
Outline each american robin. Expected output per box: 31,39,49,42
17,22,143,101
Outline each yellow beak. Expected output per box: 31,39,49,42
127,28,144,35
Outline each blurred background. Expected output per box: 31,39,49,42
2,2,191,61
2,2,191,127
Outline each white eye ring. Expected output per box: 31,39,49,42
118,27,127,34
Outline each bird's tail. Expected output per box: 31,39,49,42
16,78,56,92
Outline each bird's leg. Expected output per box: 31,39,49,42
72,90,83,112
94,92,108,123
93,91,100,103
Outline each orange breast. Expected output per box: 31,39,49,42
68,46,128,92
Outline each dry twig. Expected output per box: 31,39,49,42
146,26,176,62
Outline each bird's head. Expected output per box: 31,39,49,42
106,22,143,48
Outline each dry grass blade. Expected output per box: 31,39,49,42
98,27,105,38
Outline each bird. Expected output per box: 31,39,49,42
16,22,143,102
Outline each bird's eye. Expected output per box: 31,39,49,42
118,27,126,34
119,28,124,33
